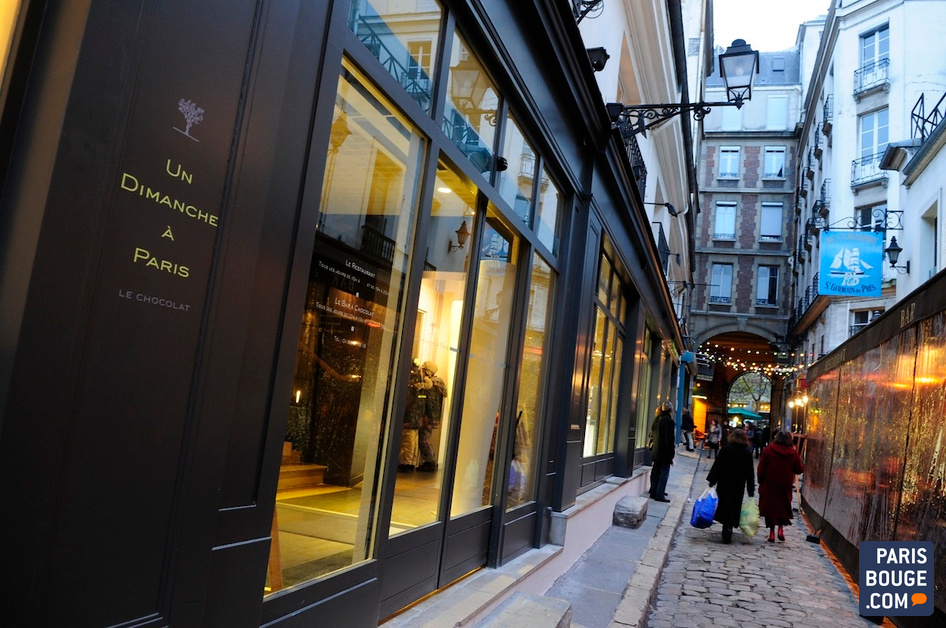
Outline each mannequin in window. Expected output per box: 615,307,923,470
416,361,446,471
398,360,426,472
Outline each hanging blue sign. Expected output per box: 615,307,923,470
819,231,883,296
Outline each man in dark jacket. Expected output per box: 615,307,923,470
680,406,695,451
648,402,676,502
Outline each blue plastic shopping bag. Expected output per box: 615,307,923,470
690,486,718,529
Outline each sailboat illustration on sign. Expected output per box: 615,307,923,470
830,246,872,276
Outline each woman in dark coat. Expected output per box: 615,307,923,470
706,428,755,543
758,429,804,542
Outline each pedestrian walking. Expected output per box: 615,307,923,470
648,402,676,502
705,419,722,459
706,428,755,543
680,406,695,451
758,429,805,542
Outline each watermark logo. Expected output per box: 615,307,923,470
859,541,933,616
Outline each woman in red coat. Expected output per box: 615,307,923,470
757,429,804,542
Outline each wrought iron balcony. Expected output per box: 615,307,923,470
854,58,890,99
851,152,888,188
822,95,833,135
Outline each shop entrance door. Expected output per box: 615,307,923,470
380,202,522,617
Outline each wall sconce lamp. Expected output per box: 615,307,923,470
606,39,759,138
885,236,910,274
448,220,471,252
586,47,610,72
644,201,679,217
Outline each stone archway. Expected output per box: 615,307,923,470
693,331,788,438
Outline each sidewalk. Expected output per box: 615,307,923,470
544,447,700,628
386,445,875,627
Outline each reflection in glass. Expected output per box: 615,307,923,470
634,328,654,450
266,60,424,594
507,254,555,509
805,312,946,610
535,171,560,255
390,163,477,535
444,32,497,177
450,215,518,517
347,0,443,113
583,308,607,458
496,115,534,224
583,250,626,458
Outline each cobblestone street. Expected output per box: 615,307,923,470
644,454,883,628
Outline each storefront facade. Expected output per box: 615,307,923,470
0,2,686,626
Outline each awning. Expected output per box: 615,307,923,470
727,407,763,420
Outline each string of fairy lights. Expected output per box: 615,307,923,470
698,343,806,376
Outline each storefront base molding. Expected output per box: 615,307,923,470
382,468,649,627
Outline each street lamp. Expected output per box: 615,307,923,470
606,39,759,138
885,236,910,274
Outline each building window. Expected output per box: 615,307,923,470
860,109,889,158
861,25,889,66
857,204,886,232
269,59,428,590
763,146,786,178
760,203,783,241
853,109,888,186
766,95,788,130
348,3,442,112
850,309,882,336
444,32,498,179
714,202,736,240
719,146,740,178
710,263,733,304
756,265,779,306
584,250,627,459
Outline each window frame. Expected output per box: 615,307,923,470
714,202,737,240
763,146,786,179
760,203,783,242
860,24,889,67
718,146,741,179
709,263,733,304
756,265,779,307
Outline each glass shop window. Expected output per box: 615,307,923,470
583,250,626,458
450,213,520,517
389,162,477,534
265,59,425,594
347,0,443,113
444,32,498,178
507,253,556,509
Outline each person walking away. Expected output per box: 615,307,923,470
705,419,722,459
648,402,676,502
758,429,804,542
680,406,695,451
751,424,764,458
706,428,755,543
745,422,755,454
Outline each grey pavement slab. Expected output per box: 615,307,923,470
546,446,699,628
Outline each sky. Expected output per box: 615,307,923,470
714,0,832,52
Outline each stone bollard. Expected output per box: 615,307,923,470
613,495,648,528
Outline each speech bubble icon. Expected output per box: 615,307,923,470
911,593,927,606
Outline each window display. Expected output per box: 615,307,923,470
265,59,424,592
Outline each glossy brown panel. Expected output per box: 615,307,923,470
806,313,946,614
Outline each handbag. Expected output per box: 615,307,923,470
690,486,718,529
739,498,759,537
